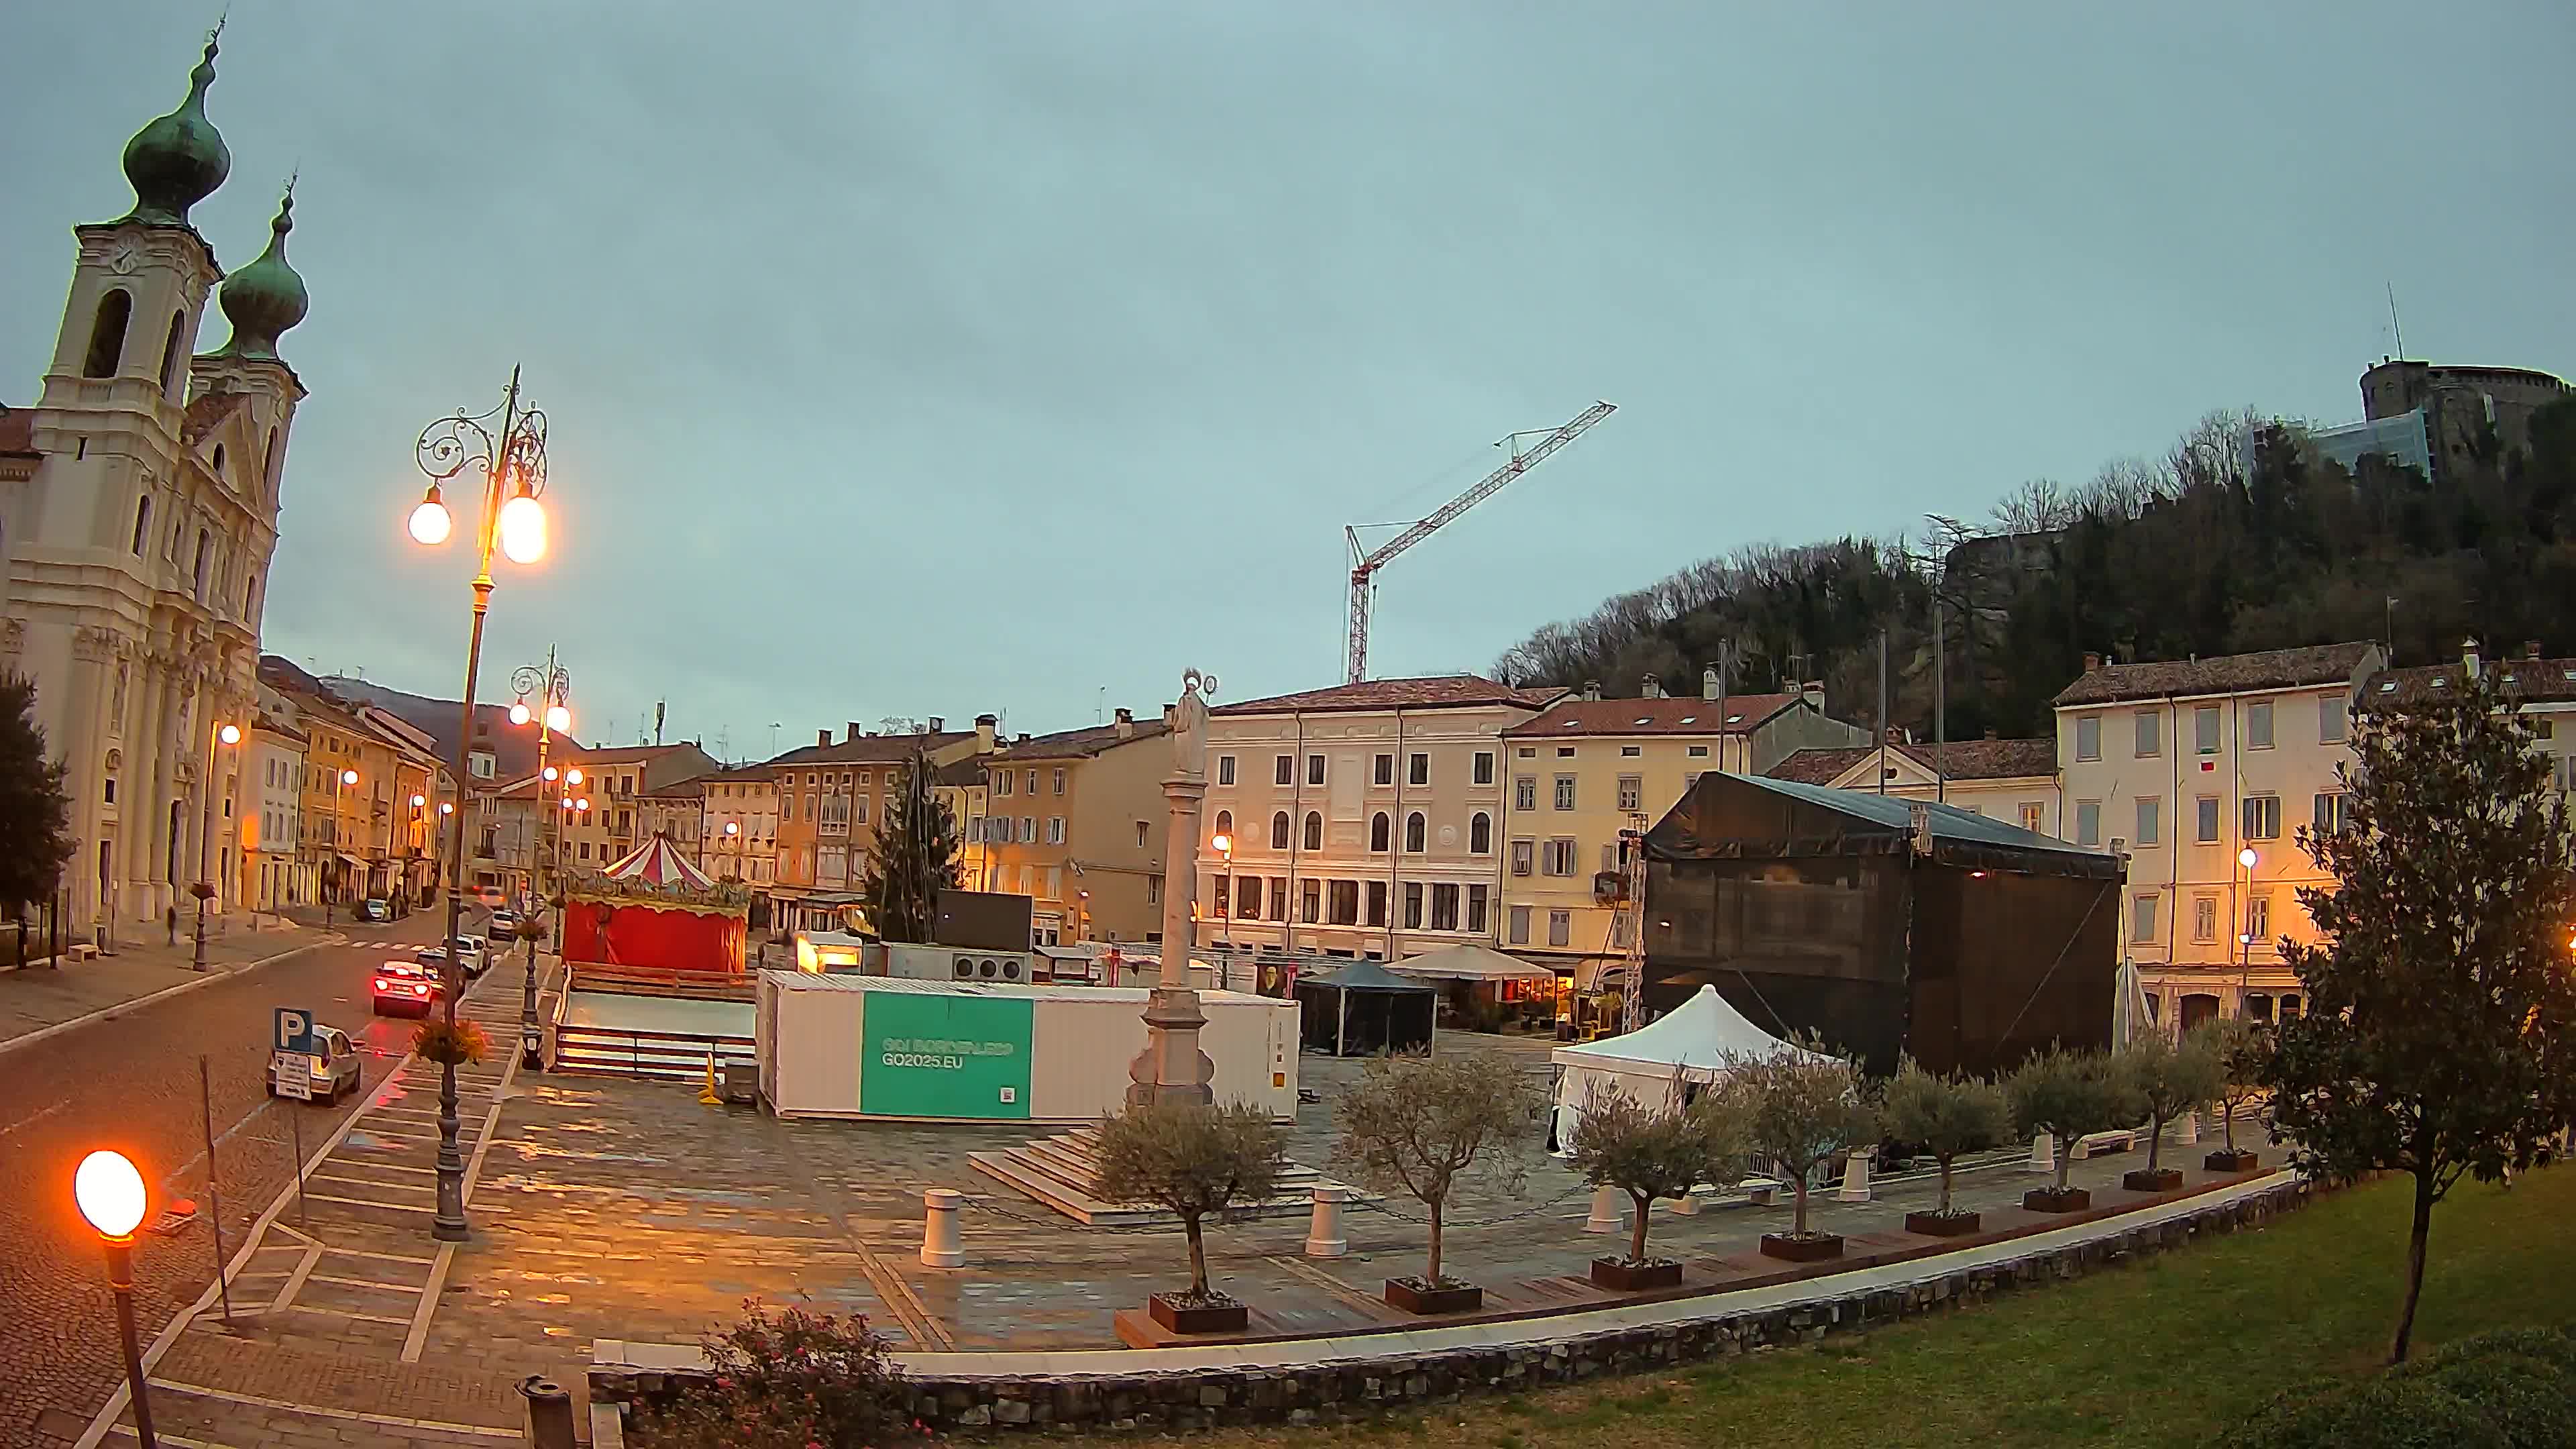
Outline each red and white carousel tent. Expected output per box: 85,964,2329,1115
562,833,747,977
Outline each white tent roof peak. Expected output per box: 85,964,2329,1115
1551,985,1829,1075
1387,943,1556,982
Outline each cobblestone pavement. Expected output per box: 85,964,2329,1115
62,1007,2279,1446
0,906,489,1448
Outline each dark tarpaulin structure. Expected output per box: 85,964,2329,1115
1295,959,1437,1057
1643,773,2123,1077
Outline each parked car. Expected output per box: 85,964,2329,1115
451,935,488,977
488,908,519,941
266,1025,363,1103
359,897,392,922
372,961,443,1016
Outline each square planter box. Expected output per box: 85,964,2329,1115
2205,1148,2261,1173
1904,1210,1981,1237
1146,1293,1248,1336
1759,1232,1845,1263
1590,1256,1684,1291
2123,1167,2185,1193
1383,1278,1483,1315
2023,1186,2092,1214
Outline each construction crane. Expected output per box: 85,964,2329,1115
1344,400,1617,684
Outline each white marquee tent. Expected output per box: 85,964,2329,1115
1548,985,1833,1150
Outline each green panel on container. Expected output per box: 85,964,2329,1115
860,991,1034,1119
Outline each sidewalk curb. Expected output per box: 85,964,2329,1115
0,935,342,1062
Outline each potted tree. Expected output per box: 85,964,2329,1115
2118,1028,2224,1193
1336,1053,1535,1313
2008,1047,2139,1212
1726,1042,1876,1262
1565,1077,1746,1290
1094,1100,1287,1335
1885,1058,2010,1236
2202,1018,2269,1171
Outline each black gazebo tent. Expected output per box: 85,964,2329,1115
1295,960,1437,1056
1642,771,2126,1076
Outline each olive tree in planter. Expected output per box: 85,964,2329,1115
1336,1053,1536,1313
1725,1043,1876,1263
1094,1099,1288,1335
1565,1077,1746,1289
2118,1028,2226,1192
1884,1059,2010,1237
2202,1017,2269,1173
2008,1048,2140,1212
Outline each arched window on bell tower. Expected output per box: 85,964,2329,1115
157,310,186,398
83,289,132,378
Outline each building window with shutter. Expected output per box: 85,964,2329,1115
1508,905,1531,945
1511,839,1534,876
1554,775,1576,810
1548,910,1570,947
1515,776,1537,810
1617,775,1641,812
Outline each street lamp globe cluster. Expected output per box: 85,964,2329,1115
512,650,573,1069
407,367,553,1244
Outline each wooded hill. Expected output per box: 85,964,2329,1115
1493,396,2576,741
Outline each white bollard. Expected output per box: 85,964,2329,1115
1583,1185,1624,1235
2178,1110,2200,1146
1304,1185,1350,1258
2027,1132,2055,1175
920,1188,965,1268
1836,1150,1872,1203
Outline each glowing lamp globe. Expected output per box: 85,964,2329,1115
1211,833,1232,854
542,765,559,782
545,705,572,735
508,702,531,727
411,794,426,808
575,797,590,812
2239,848,2259,869
564,767,583,786
75,1150,148,1240
725,822,739,836
496,492,547,565
341,769,358,786
217,723,241,745
407,494,453,546
440,802,454,815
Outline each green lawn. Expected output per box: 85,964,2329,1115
1201,1165,2576,1449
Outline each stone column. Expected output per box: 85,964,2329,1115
1128,669,1216,1108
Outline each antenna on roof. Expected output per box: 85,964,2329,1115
2386,282,2405,360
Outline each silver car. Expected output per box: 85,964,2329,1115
265,1025,363,1104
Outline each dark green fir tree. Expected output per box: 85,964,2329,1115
859,751,961,943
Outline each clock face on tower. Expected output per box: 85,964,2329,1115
107,238,143,276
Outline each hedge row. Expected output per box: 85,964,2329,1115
2247,1326,2576,1449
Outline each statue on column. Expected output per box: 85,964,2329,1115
1128,667,1219,1108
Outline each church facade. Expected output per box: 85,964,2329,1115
0,30,311,937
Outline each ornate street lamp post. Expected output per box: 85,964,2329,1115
510,651,571,1069
407,368,550,1242
193,722,241,971
75,1149,156,1447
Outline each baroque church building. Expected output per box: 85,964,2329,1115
0,31,309,936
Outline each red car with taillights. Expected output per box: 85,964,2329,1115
370,960,443,1017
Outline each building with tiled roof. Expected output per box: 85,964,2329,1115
2053,640,2385,1038
1195,676,1565,963
1765,735,2063,847
765,717,998,924
980,708,1177,942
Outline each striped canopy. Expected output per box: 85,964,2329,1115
598,834,716,891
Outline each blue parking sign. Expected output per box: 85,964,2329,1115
274,1006,317,1055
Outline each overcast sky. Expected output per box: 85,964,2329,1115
6,3,2569,758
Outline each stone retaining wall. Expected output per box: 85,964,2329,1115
593,1177,2312,1436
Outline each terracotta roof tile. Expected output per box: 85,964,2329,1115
2051,643,2379,707
1503,694,1801,739
992,719,1171,761
2368,656,2576,706
1766,737,2057,786
1213,675,1562,716
764,731,974,767
0,406,36,457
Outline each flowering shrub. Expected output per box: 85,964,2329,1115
410,1018,488,1066
633,1299,904,1448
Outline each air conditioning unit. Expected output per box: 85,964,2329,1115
882,943,1030,985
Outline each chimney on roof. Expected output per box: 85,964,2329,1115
1016,733,1030,745
2463,638,2481,680
2083,651,2102,673
847,721,864,743
928,716,945,733
816,728,831,747
1702,666,1721,701
1802,680,1824,708
1582,679,1603,702
1641,674,1663,699
1114,706,1134,738
2527,641,2544,661
975,713,998,752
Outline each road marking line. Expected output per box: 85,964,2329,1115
319,1245,437,1266
308,1273,425,1295
106,1426,239,1448
400,1242,457,1363
299,1193,432,1214
148,1379,521,1439
311,1171,437,1196
269,1246,323,1313
282,1301,413,1325
318,1159,438,1177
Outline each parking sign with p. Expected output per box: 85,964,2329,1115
274,1006,317,1056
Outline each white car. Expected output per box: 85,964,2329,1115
450,935,488,977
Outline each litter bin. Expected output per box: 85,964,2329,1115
519,1375,575,1449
